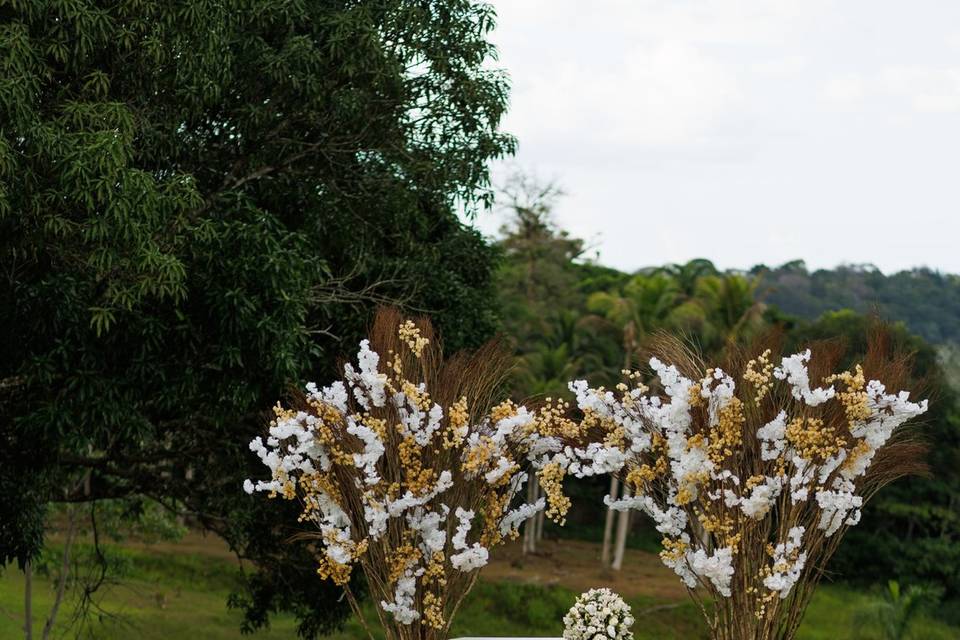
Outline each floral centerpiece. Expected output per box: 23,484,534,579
562,336,928,640
245,308,575,639
563,588,635,640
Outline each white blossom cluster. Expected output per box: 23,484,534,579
245,338,546,626
568,351,927,602
562,588,635,640
763,526,807,599
490,394,627,481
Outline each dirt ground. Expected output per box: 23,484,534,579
114,530,686,601
481,538,686,601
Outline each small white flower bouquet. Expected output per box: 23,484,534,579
562,588,635,640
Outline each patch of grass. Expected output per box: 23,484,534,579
2,542,958,639
321,582,707,640
0,543,298,640
800,583,958,640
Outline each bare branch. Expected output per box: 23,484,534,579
42,507,77,639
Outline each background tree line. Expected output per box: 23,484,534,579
494,182,960,619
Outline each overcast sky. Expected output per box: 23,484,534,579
470,0,960,274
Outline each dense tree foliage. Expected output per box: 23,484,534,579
756,261,960,345
0,1,511,635
494,177,623,398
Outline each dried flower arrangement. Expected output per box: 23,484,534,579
245,308,579,639
561,334,929,640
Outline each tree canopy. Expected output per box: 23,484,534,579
0,1,512,635
756,262,960,345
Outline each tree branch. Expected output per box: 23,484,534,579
42,507,77,639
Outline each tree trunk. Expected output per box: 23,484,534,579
523,475,539,554
609,328,636,571
24,560,33,640
42,508,77,640
601,475,619,567
611,506,630,571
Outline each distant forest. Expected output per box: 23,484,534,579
753,262,960,345
491,180,960,600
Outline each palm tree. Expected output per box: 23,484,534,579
514,342,579,398
853,581,941,640
655,259,718,299
587,273,680,366
691,273,765,350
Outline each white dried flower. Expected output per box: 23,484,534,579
563,588,634,640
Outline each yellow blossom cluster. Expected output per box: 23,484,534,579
443,396,469,448
625,464,654,491
688,383,704,408
398,320,429,357
660,536,689,563
423,551,447,585
695,502,743,550
826,365,871,428
318,536,369,586
785,416,846,462
480,491,511,547
462,435,497,476
421,552,447,629
422,592,444,629
388,542,422,582
317,554,353,585
708,396,745,465
743,349,775,403
398,435,433,494
533,397,581,440
538,462,571,525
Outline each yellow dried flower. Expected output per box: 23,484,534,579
826,365,871,428
443,396,469,449
785,416,847,462
708,396,744,464
423,591,444,629
660,536,689,563
744,349,775,403
398,320,429,357
388,542,422,583
538,462,571,525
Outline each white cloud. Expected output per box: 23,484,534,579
822,66,960,113
881,66,960,113
507,40,742,149
480,0,960,274
822,75,867,105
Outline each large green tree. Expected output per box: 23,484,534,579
0,0,512,636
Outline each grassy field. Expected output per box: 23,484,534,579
1,537,956,639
